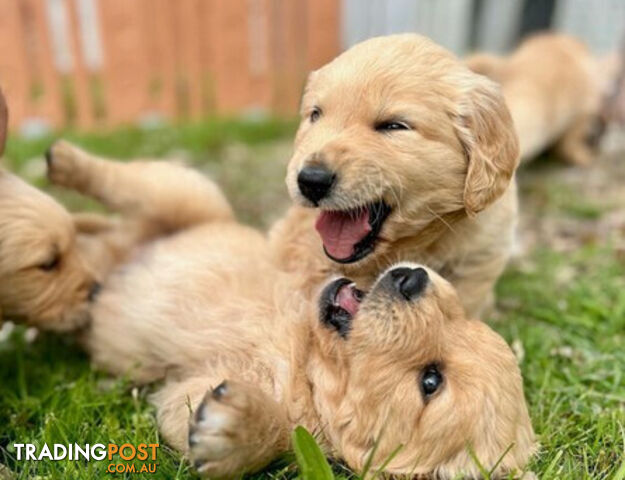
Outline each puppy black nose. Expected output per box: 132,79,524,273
297,165,336,205
88,282,102,302
390,267,429,300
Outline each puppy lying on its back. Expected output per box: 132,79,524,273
467,33,619,165
40,144,534,479
271,34,520,317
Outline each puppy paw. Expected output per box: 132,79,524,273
188,381,288,478
45,140,90,189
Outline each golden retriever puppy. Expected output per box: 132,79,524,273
0,87,98,330
466,33,613,165
43,146,534,478
87,237,534,478
271,34,520,318
0,139,233,330
0,170,99,330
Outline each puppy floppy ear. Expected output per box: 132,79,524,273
0,86,7,157
452,74,519,216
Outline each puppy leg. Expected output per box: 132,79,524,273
47,140,234,233
449,254,508,318
555,116,597,166
153,377,290,479
72,212,117,234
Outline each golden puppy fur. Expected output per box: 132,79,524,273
0,88,94,329
466,32,614,165
42,144,534,478
0,170,97,330
0,129,233,329
271,34,520,318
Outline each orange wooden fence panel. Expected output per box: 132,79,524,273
0,0,340,132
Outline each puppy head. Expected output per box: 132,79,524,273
0,174,97,330
311,264,534,478
286,34,519,265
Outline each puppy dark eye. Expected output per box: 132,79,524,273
420,365,443,398
310,107,322,123
39,255,60,272
375,121,410,132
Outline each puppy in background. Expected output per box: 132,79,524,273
272,34,520,318
0,87,232,330
467,32,622,165
0,88,99,330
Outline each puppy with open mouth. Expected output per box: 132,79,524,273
85,230,534,478
271,33,520,317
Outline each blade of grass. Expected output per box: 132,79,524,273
541,450,563,479
488,443,515,476
370,444,403,480
467,444,490,480
291,426,334,480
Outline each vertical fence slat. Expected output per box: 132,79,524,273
173,0,204,118
306,0,340,71
65,0,95,127
19,0,64,128
246,0,272,111
199,0,219,114
143,0,177,119
0,0,33,131
97,0,151,126
0,0,343,131
212,0,251,113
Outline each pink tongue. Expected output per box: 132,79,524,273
315,208,371,260
336,284,360,316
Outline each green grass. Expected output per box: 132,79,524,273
495,247,625,478
3,116,297,172
1,125,624,479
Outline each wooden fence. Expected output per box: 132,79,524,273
2,0,623,134
0,0,340,132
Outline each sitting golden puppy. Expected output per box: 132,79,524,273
40,144,535,478
270,34,520,318
467,32,620,165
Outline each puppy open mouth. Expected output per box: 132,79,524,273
319,278,366,338
315,200,391,263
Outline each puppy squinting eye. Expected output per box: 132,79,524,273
310,107,322,123
420,365,443,398
375,121,411,132
39,254,60,272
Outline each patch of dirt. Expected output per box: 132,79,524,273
517,150,625,256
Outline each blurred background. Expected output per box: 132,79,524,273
1,0,624,135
